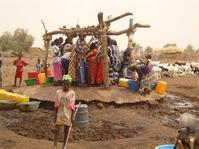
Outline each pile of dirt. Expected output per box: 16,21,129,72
0,109,144,142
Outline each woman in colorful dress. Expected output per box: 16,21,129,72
76,34,88,86
86,42,98,85
107,38,121,85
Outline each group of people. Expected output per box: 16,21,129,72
35,58,50,72
50,35,120,86
50,34,155,88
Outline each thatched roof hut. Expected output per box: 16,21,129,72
159,46,183,54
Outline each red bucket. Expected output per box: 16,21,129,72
47,70,52,76
28,71,39,79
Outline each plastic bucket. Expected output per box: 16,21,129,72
38,73,47,84
119,78,129,88
75,104,89,127
47,70,52,76
155,81,167,94
128,80,139,92
155,144,175,149
25,78,36,86
47,76,54,83
28,71,39,79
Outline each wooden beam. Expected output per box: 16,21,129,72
108,21,150,35
43,12,133,37
44,26,98,37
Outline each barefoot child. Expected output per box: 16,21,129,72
13,54,28,86
53,74,76,149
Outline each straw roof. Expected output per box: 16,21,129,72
159,46,183,54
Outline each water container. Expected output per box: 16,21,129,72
128,80,139,92
38,73,47,84
119,78,129,88
155,81,167,94
25,78,36,86
155,144,175,149
47,70,52,76
47,76,54,84
75,104,89,127
28,71,39,79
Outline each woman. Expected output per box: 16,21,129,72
61,39,73,75
53,74,76,149
108,38,121,85
86,43,98,85
76,35,88,86
96,44,103,85
51,39,63,84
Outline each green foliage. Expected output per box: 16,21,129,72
145,46,153,54
184,44,194,53
133,42,143,52
0,28,34,53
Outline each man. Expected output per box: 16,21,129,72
13,54,28,86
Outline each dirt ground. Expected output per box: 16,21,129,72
163,75,199,98
0,49,199,149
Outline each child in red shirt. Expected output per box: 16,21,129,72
13,54,28,86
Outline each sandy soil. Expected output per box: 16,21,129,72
163,75,199,98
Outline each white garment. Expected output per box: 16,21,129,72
51,45,60,63
61,52,71,60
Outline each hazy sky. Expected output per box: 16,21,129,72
0,0,198,50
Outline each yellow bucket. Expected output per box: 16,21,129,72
119,78,129,88
38,73,47,84
156,81,167,95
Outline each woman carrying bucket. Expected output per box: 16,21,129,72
53,74,76,149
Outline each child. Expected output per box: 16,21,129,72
35,58,42,72
13,54,28,86
41,60,50,72
53,74,76,149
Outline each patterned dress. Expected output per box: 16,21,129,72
68,52,78,82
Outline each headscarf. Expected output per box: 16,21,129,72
62,74,72,82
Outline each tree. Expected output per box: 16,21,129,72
0,28,34,53
145,46,153,54
184,44,194,53
0,32,13,51
133,42,143,52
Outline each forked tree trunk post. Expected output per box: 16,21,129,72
98,12,110,89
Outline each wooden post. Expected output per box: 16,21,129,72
43,37,50,76
127,19,134,49
98,12,110,89
41,20,51,77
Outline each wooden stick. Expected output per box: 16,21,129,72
65,102,81,146
41,19,47,33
